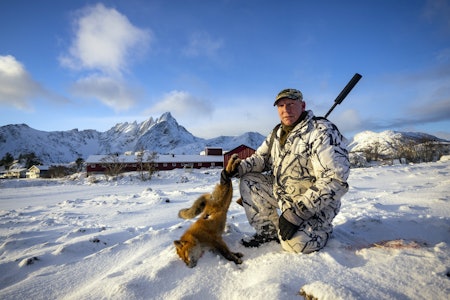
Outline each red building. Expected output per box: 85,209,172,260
224,144,256,166
86,153,224,174
86,145,256,174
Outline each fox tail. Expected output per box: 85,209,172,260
178,193,209,219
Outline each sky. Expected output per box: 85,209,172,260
1,0,449,140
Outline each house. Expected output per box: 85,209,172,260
27,165,50,178
86,152,224,174
4,168,27,178
204,147,223,156
224,144,256,166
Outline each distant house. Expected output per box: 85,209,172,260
5,168,27,179
204,147,223,156
86,151,224,174
27,165,50,178
224,144,256,166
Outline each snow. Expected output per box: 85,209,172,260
1,160,449,299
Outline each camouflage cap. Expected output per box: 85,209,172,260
274,88,303,106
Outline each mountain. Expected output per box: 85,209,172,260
348,130,448,156
1,113,448,166
0,112,266,165
348,130,449,166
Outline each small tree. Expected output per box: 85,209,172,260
75,157,85,172
101,154,125,177
19,152,41,169
417,137,438,162
48,165,72,178
144,151,158,180
0,152,14,168
363,141,382,162
136,151,158,180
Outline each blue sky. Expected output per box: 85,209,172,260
1,0,449,140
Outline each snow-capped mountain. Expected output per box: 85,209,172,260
348,130,448,156
1,113,448,165
0,112,266,164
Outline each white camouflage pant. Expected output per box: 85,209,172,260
239,172,333,253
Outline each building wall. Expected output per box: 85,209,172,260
87,161,224,174
224,145,256,166
205,147,223,156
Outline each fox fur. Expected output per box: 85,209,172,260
174,154,243,268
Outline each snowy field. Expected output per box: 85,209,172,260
1,159,449,300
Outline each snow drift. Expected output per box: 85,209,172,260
0,160,449,299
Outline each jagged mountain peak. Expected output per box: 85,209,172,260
0,112,265,164
157,112,174,123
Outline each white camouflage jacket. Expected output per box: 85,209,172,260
239,110,350,226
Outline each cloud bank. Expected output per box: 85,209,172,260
0,55,67,110
60,3,151,111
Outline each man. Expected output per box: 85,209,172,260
222,88,350,253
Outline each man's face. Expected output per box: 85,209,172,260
276,98,305,126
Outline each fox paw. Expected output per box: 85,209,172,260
232,252,243,264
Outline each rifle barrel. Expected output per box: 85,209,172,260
324,73,362,118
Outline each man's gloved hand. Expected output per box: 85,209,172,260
278,211,301,241
220,170,231,185
220,167,239,185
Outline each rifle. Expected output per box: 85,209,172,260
324,73,362,118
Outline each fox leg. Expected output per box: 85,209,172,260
212,239,243,264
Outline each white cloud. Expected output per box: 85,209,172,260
61,3,151,75
149,90,213,118
332,109,364,134
71,74,138,111
60,3,151,112
172,94,279,139
0,55,67,110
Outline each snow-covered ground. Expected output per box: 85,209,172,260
1,159,449,299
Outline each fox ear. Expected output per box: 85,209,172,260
174,240,187,248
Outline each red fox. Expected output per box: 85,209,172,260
174,154,243,268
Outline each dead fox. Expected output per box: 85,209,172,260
174,154,243,268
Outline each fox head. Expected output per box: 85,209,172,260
174,238,203,268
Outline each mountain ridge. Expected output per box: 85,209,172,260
1,112,448,165
0,112,266,164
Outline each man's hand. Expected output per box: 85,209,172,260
220,169,232,184
220,163,239,185
278,212,301,241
